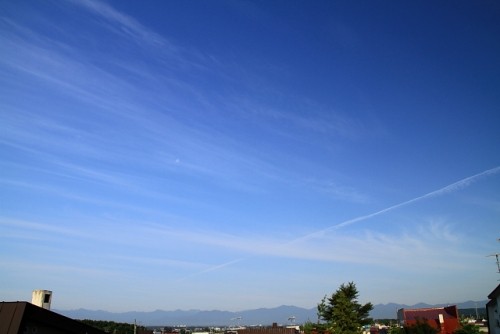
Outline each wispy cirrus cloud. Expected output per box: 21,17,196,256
143,215,467,269
168,167,500,278
68,0,213,74
1,4,369,204
0,259,122,277
69,0,367,143
3,165,496,273
0,218,92,239
69,0,168,48
107,254,209,271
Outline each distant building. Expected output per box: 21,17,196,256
0,301,106,334
487,284,500,334
397,305,460,334
234,325,298,334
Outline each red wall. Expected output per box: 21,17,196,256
399,306,460,334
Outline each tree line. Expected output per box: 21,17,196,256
79,319,149,334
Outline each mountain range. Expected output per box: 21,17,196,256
57,300,488,326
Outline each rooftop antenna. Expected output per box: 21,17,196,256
492,253,500,273
486,238,500,277
288,316,296,325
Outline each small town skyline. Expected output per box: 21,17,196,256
54,300,488,324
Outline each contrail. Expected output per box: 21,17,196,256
291,166,500,243
184,166,500,277
176,258,246,282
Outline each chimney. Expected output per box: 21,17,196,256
32,290,52,310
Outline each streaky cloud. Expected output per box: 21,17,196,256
293,165,500,242
69,0,171,49
175,258,246,283
181,166,500,277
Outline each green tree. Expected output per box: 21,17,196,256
317,282,374,334
79,319,147,334
403,319,438,334
389,326,404,334
454,324,481,334
300,320,324,334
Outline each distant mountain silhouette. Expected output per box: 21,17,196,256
58,305,313,327
57,300,489,326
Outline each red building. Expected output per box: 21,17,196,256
397,305,460,334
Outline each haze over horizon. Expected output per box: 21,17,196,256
1,1,499,313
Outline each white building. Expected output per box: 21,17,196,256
487,284,500,334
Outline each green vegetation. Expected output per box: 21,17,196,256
316,282,374,334
454,324,481,334
79,319,148,334
389,320,439,334
458,308,486,320
301,320,318,334
389,326,404,334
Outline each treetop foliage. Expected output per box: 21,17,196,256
79,319,148,334
317,282,374,334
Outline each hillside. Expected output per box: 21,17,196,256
57,300,489,326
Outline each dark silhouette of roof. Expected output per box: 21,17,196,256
0,301,106,334
487,283,500,299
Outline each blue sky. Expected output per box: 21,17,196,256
1,0,500,314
